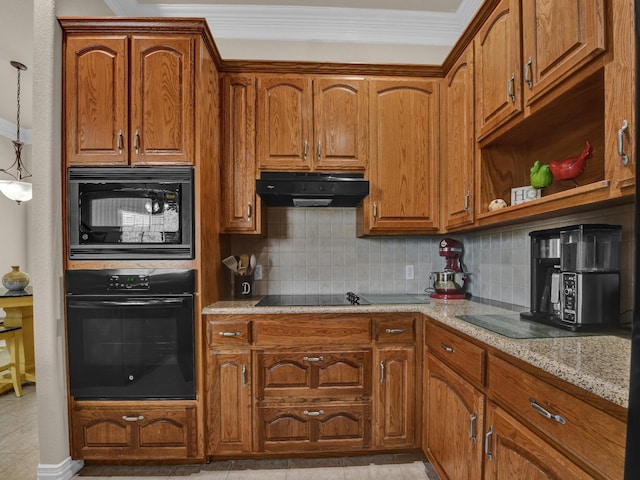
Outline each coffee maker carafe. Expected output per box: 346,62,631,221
521,224,621,329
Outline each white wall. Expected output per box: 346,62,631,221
0,136,30,277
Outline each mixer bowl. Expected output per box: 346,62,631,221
430,271,468,293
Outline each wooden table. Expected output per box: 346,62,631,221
0,324,23,396
0,289,35,389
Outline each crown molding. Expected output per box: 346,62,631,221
105,0,482,47
0,118,32,145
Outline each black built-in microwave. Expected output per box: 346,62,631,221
67,167,194,259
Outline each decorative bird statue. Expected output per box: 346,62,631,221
530,160,553,189
549,140,592,182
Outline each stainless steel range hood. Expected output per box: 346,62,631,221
256,172,369,207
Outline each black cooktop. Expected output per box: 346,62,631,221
254,293,431,307
255,293,364,306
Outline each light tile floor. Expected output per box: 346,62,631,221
0,384,439,480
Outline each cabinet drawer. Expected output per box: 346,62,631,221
488,354,626,479
375,316,415,343
425,321,485,385
257,402,371,452
254,314,371,345
256,349,372,400
70,402,199,460
207,319,251,346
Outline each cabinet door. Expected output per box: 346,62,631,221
64,35,128,166
424,354,484,480
257,76,313,170
220,74,264,234
521,0,605,107
361,79,439,235
130,35,195,165
375,347,416,448
475,0,522,140
70,402,198,460
606,0,636,196
313,78,367,171
208,351,252,454
484,402,590,480
442,45,475,230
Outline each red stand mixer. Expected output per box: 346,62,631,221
430,238,469,299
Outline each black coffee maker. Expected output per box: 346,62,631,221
521,224,621,329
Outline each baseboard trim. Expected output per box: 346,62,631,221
37,456,84,480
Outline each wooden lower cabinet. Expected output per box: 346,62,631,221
374,346,416,448
70,401,199,460
424,353,484,480
484,402,590,479
207,351,252,454
257,402,371,452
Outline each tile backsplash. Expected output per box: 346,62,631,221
229,203,634,322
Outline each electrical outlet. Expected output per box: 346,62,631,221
254,264,263,280
406,264,414,280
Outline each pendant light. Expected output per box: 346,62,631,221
0,61,32,204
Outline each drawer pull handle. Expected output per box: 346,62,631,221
507,73,516,103
134,129,140,155
385,328,406,334
303,356,324,362
303,410,324,417
529,399,567,425
484,425,493,461
117,130,123,154
524,56,533,89
440,342,454,353
122,415,144,422
380,360,385,383
469,412,477,444
618,119,629,166
242,364,247,388
219,331,241,337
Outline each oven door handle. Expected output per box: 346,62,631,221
68,298,190,307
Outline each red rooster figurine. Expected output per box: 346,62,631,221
549,140,592,181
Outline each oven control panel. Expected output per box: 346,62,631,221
108,274,150,291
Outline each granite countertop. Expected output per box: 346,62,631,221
203,298,631,409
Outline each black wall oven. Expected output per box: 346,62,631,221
67,167,194,259
65,269,195,400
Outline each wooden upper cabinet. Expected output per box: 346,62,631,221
605,0,636,196
256,75,367,171
221,74,264,234
475,0,521,141
521,0,605,108
313,78,368,171
442,44,475,231
64,34,195,166
65,35,128,165
359,78,439,235
130,36,195,165
257,75,313,170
